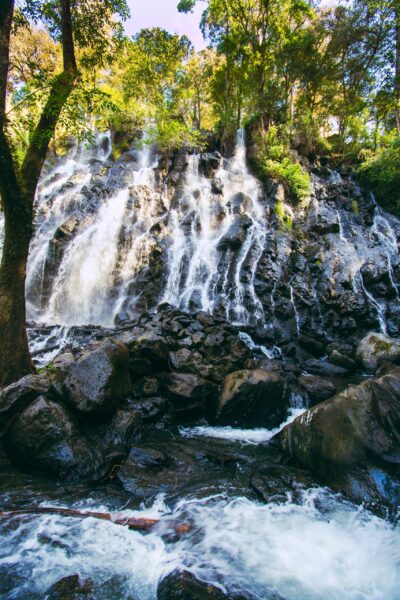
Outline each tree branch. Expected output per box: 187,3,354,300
21,0,79,197
0,0,14,122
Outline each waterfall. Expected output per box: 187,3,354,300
162,129,266,324
17,131,400,336
26,128,267,327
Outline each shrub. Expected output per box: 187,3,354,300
148,118,205,152
254,126,311,203
357,137,400,216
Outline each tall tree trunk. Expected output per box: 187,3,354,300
0,185,33,385
0,0,78,387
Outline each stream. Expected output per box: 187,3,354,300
1,421,400,600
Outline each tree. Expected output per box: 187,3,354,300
0,0,128,387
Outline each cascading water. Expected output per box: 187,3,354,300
26,129,267,327
162,129,266,323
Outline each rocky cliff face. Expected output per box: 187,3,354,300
17,129,400,364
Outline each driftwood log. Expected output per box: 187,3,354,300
0,506,192,534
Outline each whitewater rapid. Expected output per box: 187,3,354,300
1,483,399,599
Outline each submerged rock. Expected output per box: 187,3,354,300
157,570,256,600
42,574,94,600
356,332,400,372
276,367,400,507
215,369,287,428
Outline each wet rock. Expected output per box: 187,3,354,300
105,407,142,447
129,396,170,423
215,369,287,428
157,570,255,600
157,571,226,600
131,377,161,398
0,374,50,434
54,215,79,240
59,339,131,414
298,335,326,358
217,215,252,250
250,463,316,504
128,332,170,370
165,373,218,419
298,374,337,405
4,396,87,478
327,350,357,372
199,152,221,178
42,574,94,599
277,367,400,507
211,177,224,195
302,359,349,377
230,192,252,215
356,332,400,372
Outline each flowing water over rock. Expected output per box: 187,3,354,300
1,429,399,600
14,128,399,351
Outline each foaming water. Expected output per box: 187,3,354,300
1,489,399,599
179,408,305,444
45,188,130,325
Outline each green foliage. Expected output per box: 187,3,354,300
357,137,400,216
147,118,205,152
255,128,311,203
265,158,311,203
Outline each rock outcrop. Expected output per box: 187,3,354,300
356,332,400,372
276,366,400,507
215,369,287,427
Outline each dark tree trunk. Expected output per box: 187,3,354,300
0,0,78,386
0,190,33,385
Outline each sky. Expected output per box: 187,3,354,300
124,0,207,50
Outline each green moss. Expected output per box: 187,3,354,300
371,338,393,353
351,199,359,215
275,199,293,231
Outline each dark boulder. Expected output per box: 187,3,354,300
164,373,218,420
58,339,131,414
327,350,357,372
298,335,326,358
211,177,224,195
302,359,349,377
217,215,252,250
199,152,221,178
0,373,50,434
276,367,400,507
42,574,94,600
215,369,287,428
298,374,337,405
157,570,255,600
128,396,170,423
4,396,87,478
